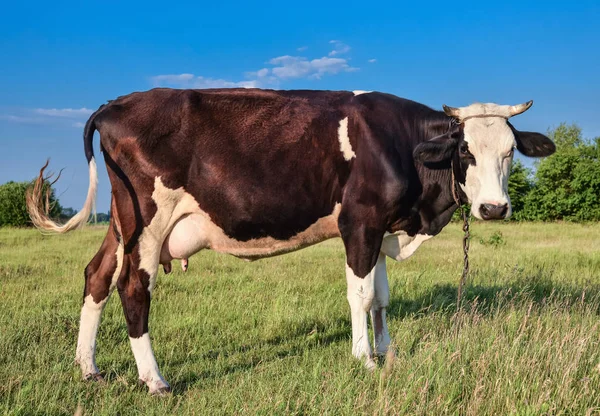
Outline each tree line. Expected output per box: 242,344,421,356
0,123,598,227
508,123,600,222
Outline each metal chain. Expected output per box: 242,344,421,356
451,161,470,312
456,204,470,311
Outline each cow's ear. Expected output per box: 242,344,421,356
509,123,556,157
413,133,458,163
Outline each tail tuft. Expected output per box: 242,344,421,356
26,158,98,233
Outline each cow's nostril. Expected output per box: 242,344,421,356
499,204,508,217
479,204,490,219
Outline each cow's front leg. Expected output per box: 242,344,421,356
370,253,391,356
117,253,170,395
345,261,377,369
340,215,386,370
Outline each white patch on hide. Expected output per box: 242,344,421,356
138,177,201,292
346,258,378,370
353,90,371,96
129,333,169,394
75,295,108,378
381,231,432,261
458,104,515,219
337,117,356,161
109,242,124,292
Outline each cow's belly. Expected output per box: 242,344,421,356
381,231,432,261
160,204,342,262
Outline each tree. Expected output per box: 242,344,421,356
61,207,77,219
96,212,111,223
569,137,600,221
0,180,62,227
520,124,600,221
508,159,533,219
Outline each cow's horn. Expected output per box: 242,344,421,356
508,100,533,117
443,104,461,119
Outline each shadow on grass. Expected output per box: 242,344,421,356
388,272,600,320
167,270,600,394
169,324,352,394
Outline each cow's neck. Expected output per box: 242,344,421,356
389,113,462,237
416,161,460,236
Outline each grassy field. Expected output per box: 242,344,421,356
1,222,600,415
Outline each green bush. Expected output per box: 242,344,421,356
0,181,62,227
518,124,600,221
479,231,506,247
508,159,533,220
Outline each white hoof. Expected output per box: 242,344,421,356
144,378,171,395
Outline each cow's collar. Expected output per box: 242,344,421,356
459,114,508,122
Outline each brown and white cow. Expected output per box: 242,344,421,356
27,88,555,394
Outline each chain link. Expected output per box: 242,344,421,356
450,160,470,312
456,204,470,311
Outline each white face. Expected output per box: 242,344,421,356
457,104,517,220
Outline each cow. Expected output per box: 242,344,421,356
27,88,555,394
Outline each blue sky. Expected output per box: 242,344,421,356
1,0,599,212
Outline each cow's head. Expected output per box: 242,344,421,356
414,101,555,220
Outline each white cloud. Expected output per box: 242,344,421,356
368,58,377,63
269,56,312,79
328,40,351,56
151,41,360,89
256,68,269,78
0,114,45,124
2,107,92,128
269,55,358,80
245,68,270,78
72,122,85,128
34,108,93,118
151,74,259,89
297,46,308,52
152,73,195,84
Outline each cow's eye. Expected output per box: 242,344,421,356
505,148,514,159
459,144,473,158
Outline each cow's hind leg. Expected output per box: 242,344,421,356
117,244,170,395
75,221,123,380
370,253,391,356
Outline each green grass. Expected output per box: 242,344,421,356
1,222,600,415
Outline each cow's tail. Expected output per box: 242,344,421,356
26,106,104,234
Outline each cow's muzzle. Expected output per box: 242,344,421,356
479,203,509,220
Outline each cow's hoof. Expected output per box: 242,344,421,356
375,346,394,359
151,385,172,396
365,357,377,371
84,372,105,382
141,379,172,396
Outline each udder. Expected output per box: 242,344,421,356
160,214,210,264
